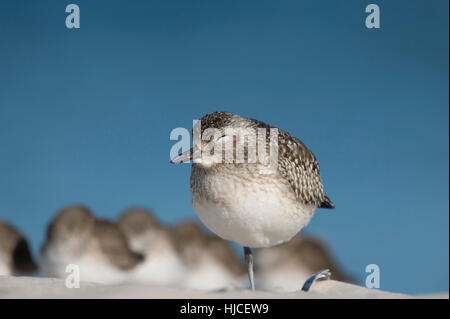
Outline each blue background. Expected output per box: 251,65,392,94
0,0,448,294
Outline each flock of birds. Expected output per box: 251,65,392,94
0,205,351,291
1,111,350,291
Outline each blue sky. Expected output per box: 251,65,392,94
0,0,448,294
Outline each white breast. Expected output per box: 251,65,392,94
256,266,312,292
181,259,245,291
39,243,130,285
126,235,187,286
191,165,317,248
0,259,12,276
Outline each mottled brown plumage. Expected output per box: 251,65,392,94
172,111,335,290
45,205,95,244
94,219,144,270
197,111,334,208
117,207,177,256
117,207,162,237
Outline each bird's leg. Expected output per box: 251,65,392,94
243,246,255,291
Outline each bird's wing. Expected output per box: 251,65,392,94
95,220,143,270
276,130,326,206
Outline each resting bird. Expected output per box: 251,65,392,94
171,111,334,290
0,221,37,276
171,221,246,290
40,205,143,284
118,207,186,286
254,235,352,292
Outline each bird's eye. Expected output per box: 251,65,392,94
215,135,230,145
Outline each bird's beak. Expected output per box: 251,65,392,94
170,148,193,164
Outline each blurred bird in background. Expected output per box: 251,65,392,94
0,221,37,276
0,204,352,291
39,205,143,284
117,207,186,286
171,221,247,291
254,234,353,292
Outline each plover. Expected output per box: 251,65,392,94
171,221,246,290
0,221,37,276
255,235,351,292
171,111,334,290
40,205,143,284
117,207,186,286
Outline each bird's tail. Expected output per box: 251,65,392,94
319,195,335,209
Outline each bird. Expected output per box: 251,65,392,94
171,221,246,290
40,205,143,284
170,111,334,291
117,207,186,286
0,220,37,276
254,234,352,292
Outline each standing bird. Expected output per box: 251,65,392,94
170,111,334,291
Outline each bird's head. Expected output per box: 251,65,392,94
170,111,274,169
